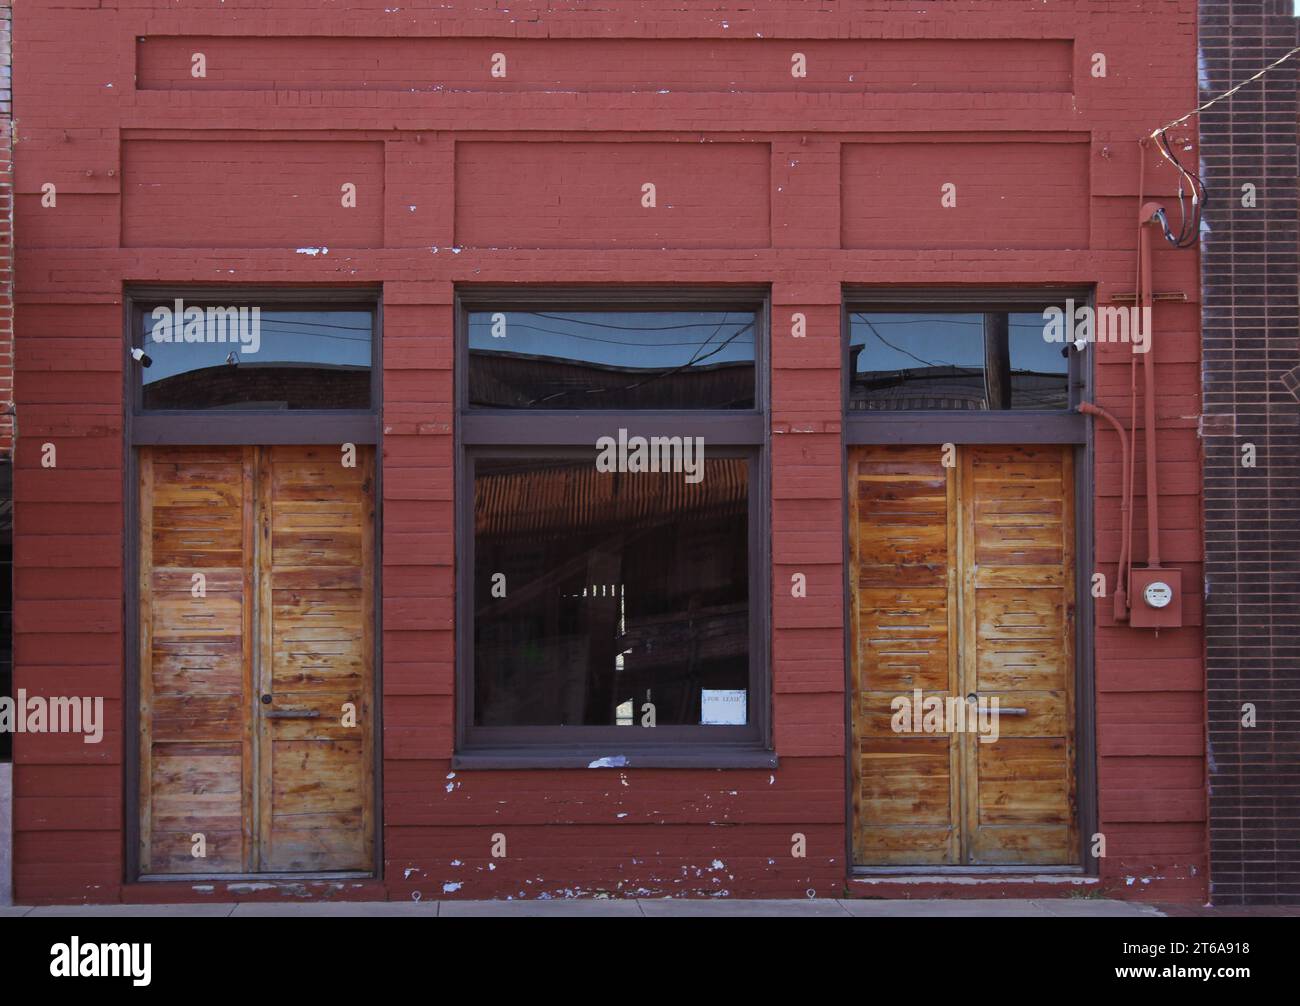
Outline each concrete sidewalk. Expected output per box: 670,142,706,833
2,897,1165,917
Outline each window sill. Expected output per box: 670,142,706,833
451,747,778,771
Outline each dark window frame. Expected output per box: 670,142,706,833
840,285,1098,876
122,285,384,883
842,287,1092,446
126,286,381,446
454,286,774,769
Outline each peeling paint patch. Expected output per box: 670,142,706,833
294,246,329,256
443,882,463,894
588,756,628,768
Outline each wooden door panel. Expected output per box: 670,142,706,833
850,446,960,866
857,587,950,692
259,445,374,873
850,443,1078,868
140,444,374,877
140,446,255,875
962,445,1076,866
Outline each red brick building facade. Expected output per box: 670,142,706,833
10,1,1209,905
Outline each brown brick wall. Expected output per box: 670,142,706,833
1200,0,1300,905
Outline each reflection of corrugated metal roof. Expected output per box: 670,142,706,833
849,366,1068,411
143,364,369,410
476,458,747,538
470,350,753,409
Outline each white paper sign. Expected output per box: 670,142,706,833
701,689,747,726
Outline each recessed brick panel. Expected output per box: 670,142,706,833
138,36,1073,94
841,140,1090,250
455,141,770,249
121,139,385,248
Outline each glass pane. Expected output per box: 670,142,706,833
140,305,372,410
474,455,750,727
848,310,1069,411
468,310,756,409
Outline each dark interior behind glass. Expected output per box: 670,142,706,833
473,455,750,728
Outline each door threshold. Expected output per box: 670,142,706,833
854,866,1084,877
851,870,1095,886
137,871,374,883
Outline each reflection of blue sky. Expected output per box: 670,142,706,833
142,310,371,384
850,312,1066,376
469,311,755,372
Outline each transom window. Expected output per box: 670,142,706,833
849,309,1070,412
467,310,755,409
131,296,376,413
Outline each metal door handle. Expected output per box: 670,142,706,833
264,709,321,719
967,694,1028,716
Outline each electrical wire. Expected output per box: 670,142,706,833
1145,43,1300,249
1151,44,1300,136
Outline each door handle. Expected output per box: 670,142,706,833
264,709,322,719
967,694,1028,716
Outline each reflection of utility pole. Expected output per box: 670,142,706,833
582,548,622,725
983,313,1011,409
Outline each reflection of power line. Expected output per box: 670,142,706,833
853,313,974,372
523,317,756,406
854,315,984,327
255,318,372,342
613,316,754,395
469,320,754,349
255,316,371,331
530,312,750,333
146,317,373,344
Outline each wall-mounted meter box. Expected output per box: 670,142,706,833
1129,567,1183,629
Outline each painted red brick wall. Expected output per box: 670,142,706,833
12,1,1205,904
0,1,11,459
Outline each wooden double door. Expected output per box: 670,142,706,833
849,444,1078,867
138,445,375,875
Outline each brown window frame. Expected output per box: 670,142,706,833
126,286,381,446
841,285,1098,875
454,286,774,769
843,287,1092,446
122,285,384,882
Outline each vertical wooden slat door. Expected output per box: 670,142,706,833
849,444,1077,867
849,446,960,865
961,446,1076,865
258,445,374,872
139,446,255,874
139,445,374,876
